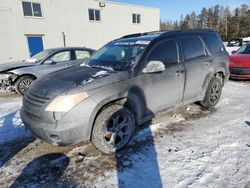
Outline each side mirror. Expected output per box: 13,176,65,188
142,61,166,74
231,50,237,54
45,59,56,64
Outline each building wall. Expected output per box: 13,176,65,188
0,0,160,63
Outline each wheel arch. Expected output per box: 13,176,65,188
201,70,226,100
88,91,146,140
13,74,37,84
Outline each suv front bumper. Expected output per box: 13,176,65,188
21,91,99,146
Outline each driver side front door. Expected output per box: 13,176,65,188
140,39,185,114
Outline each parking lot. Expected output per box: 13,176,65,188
0,80,249,187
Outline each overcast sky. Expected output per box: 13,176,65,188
113,0,250,20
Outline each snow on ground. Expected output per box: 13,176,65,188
0,94,31,145
0,81,250,188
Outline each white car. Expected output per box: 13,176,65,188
225,37,250,54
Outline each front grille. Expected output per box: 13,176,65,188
230,67,250,75
24,90,50,107
23,90,51,118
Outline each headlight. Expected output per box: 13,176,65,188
45,92,88,112
0,73,12,80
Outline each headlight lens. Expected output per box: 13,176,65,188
45,92,88,112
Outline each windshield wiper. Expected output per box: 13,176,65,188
91,65,114,71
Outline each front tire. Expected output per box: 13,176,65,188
91,105,135,154
200,77,222,109
15,76,35,95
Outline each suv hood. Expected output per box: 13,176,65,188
0,61,34,73
29,66,129,98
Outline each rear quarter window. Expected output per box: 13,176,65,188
181,37,205,60
202,36,224,54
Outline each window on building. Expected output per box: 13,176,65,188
148,39,178,65
22,2,42,17
132,14,141,24
75,50,91,60
88,9,101,21
181,37,205,60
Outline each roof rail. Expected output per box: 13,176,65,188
120,33,145,39
120,29,216,39
120,31,164,39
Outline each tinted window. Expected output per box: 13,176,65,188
88,9,101,21
75,50,91,60
50,51,70,63
181,37,205,60
32,3,42,17
148,39,178,65
203,36,223,54
236,44,250,54
22,2,32,16
132,14,141,24
22,2,42,17
137,14,141,23
88,9,94,21
132,14,136,23
95,10,101,21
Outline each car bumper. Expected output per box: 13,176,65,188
230,67,250,79
21,91,99,146
0,75,16,90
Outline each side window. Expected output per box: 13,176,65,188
181,37,205,60
50,51,70,63
88,9,101,21
132,14,141,24
22,2,42,17
203,36,224,54
148,39,178,65
75,50,91,60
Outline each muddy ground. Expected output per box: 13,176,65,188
0,80,250,188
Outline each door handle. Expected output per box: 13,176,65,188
204,60,213,65
175,69,185,76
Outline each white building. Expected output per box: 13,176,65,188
0,0,160,63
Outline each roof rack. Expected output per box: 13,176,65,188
120,31,164,39
120,29,215,39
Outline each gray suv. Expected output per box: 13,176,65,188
21,30,229,154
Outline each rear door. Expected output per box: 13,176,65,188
71,49,92,66
141,38,185,114
179,36,211,102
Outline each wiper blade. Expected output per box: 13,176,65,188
91,65,114,71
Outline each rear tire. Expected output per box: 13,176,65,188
200,77,222,109
15,76,35,95
91,105,135,154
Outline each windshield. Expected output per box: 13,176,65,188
236,44,250,54
87,41,149,71
26,50,52,63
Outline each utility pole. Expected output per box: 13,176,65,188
225,18,228,39
62,32,66,47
